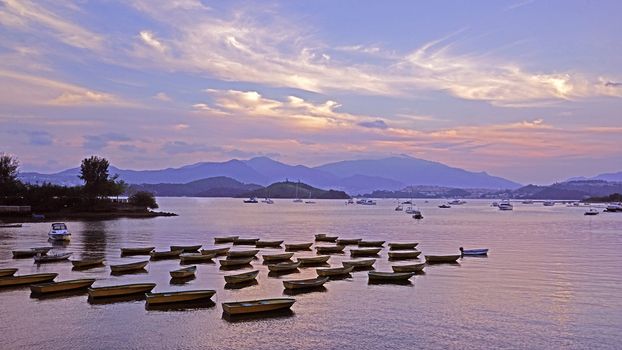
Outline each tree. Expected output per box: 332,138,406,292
0,153,22,196
128,191,158,209
79,156,112,198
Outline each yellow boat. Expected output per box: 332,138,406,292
392,263,426,272
255,240,284,248
388,242,419,250
297,255,330,265
0,268,18,277
283,277,329,290
316,266,353,276
0,273,58,287
214,236,238,244
267,261,300,272
224,270,259,284
110,260,149,273
170,244,202,253
201,247,230,256
336,238,362,245
71,257,105,268
30,278,96,294
262,252,294,262
358,240,385,247
222,298,295,315
315,245,345,254
349,248,382,257
219,257,253,267
150,250,183,260
314,234,338,242
233,238,259,245
226,250,259,258
120,247,155,255
170,266,197,278
146,289,216,305
342,259,376,268
368,271,414,281
180,253,214,263
284,242,313,251
88,283,156,298
388,251,422,259
425,254,461,264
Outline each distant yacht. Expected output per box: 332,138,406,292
358,199,377,205
293,181,303,203
543,201,555,207
584,208,599,216
498,200,513,211
305,192,316,204
244,197,258,203
438,204,451,209
448,199,466,205
48,223,71,241
605,203,622,212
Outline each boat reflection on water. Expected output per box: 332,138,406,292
222,309,295,323
110,268,148,276
31,289,88,301
224,280,259,290
219,264,253,272
283,286,327,296
169,276,196,285
298,262,330,269
267,270,300,278
87,294,146,305
326,274,353,281
146,300,216,312
368,279,413,286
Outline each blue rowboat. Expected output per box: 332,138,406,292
459,247,488,256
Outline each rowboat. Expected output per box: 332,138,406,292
180,253,214,263
283,276,329,290
30,278,96,295
297,255,330,265
170,244,202,253
222,298,295,315
392,263,426,272
150,250,183,260
460,247,489,256
12,247,52,258
200,247,230,256
350,248,381,257
388,251,421,259
219,257,253,267
224,270,259,284
368,271,414,281
255,240,284,248
336,238,362,245
284,242,313,251
314,234,338,242
0,273,58,287
88,283,156,298
227,250,260,258
146,290,216,305
34,252,72,263
120,247,155,255
71,257,105,268
358,240,385,247
388,242,419,250
110,260,149,273
233,238,259,245
425,255,461,264
315,245,345,254
0,268,18,277
262,252,294,262
268,261,301,272
342,259,376,268
170,266,196,278
316,266,353,277
214,236,239,244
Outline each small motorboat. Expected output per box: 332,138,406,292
12,247,52,258
214,236,239,244
170,266,197,279
412,211,423,219
201,247,230,256
0,273,58,287
180,253,214,263
314,234,338,242
388,242,419,250
342,259,376,268
120,247,155,255
110,260,149,273
227,250,260,258
336,238,362,245
150,250,183,260
146,290,216,305
459,247,489,256
388,251,421,259
233,238,260,245
0,268,18,277
296,255,330,265
170,244,202,253
219,257,253,267
283,276,329,290
224,270,259,284
358,240,385,247
243,197,259,204
584,208,600,216
255,240,284,248
222,298,295,315
392,263,425,273
48,222,71,241
30,278,96,295
425,254,461,264
267,261,301,272
285,242,313,251
34,252,72,263
498,200,513,211
315,245,345,254
316,266,353,277
350,248,381,257
262,252,294,262
88,283,156,298
438,204,451,209
368,271,414,281
71,257,105,269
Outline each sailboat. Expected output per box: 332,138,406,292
293,181,303,203
305,191,316,204
261,188,274,204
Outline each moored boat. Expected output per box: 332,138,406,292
388,251,421,259
170,266,197,278
459,247,489,256
146,289,216,305
296,255,330,265
0,273,58,287
88,283,156,298
336,238,362,245
425,254,461,264
350,248,381,257
71,257,105,268
388,242,419,250
30,278,96,295
48,222,71,241
170,244,202,253
0,268,18,277
200,247,230,256
12,247,52,258
392,263,425,273
34,252,72,263
227,249,260,258
267,261,300,272
150,249,183,260
255,240,284,248
224,270,259,284
285,242,313,251
110,260,149,273
180,253,214,263
214,236,239,244
358,240,385,247
368,271,414,281
315,245,345,254
438,204,451,209
222,298,295,315
219,257,253,267
342,259,376,268
262,252,294,262
316,266,353,277
584,208,600,216
120,247,155,255
283,276,329,290
0,223,22,228
233,238,260,245
314,234,338,242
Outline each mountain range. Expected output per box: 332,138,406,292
568,171,622,183
19,155,523,193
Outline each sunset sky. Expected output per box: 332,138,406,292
1,0,621,184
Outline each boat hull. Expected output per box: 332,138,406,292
233,238,260,245
222,298,295,315
0,268,18,277
214,236,239,244
34,253,72,263
120,247,155,255
285,243,313,251
227,250,260,258
146,290,215,305
342,259,376,268
315,245,345,254
219,257,253,266
170,266,197,278
268,262,301,272
150,250,183,260
201,247,230,256
388,243,419,250
30,278,96,294
350,248,381,257
425,255,461,264
314,234,338,242
358,240,385,247
255,240,284,248
71,258,105,268
336,238,362,245
368,272,414,281
461,249,489,256
170,245,202,253
110,260,149,273
262,253,294,262
0,273,58,287
180,253,214,263
283,277,329,290
88,283,156,298
224,270,259,284
388,251,422,259
392,263,425,272
297,255,330,265
316,266,353,276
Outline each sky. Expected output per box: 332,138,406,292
0,0,621,184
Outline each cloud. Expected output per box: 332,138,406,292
25,130,53,146
161,141,221,154
139,30,166,52
153,92,172,101
358,120,389,129
83,133,131,150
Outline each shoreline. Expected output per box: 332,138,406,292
0,211,177,223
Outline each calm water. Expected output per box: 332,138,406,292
1,198,621,350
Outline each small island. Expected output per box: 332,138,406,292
0,154,175,222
